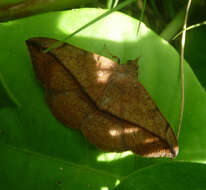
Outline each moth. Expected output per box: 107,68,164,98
26,38,178,158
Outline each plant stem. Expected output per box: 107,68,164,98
44,0,136,53
177,0,192,139
160,7,186,41
137,0,147,36
173,21,206,40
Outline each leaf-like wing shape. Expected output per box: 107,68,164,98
26,37,178,158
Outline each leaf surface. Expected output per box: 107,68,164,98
0,8,206,189
115,162,206,190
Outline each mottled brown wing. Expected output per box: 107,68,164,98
26,37,178,158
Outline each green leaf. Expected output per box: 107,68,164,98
0,143,118,189
185,26,206,89
114,162,206,190
0,8,206,189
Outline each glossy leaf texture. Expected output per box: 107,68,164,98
114,162,206,190
0,8,206,189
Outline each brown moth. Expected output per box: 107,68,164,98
26,38,178,158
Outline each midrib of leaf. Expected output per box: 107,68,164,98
1,140,175,181
120,159,206,183
0,72,21,108
119,160,178,184
120,162,166,181
0,141,122,180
